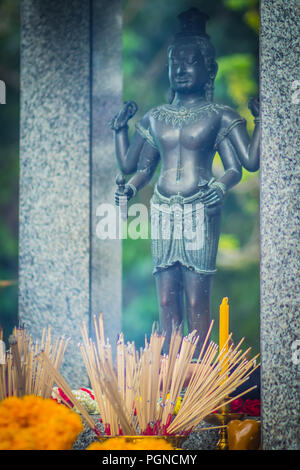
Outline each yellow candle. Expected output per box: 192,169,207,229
219,297,229,376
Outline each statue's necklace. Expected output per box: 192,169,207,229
151,102,220,129
151,102,220,182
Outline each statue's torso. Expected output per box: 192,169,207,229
149,103,225,197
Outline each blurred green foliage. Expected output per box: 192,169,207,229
0,0,260,354
122,0,260,353
0,0,19,343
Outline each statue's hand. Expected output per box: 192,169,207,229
115,184,134,206
201,181,226,208
248,96,259,118
111,101,138,131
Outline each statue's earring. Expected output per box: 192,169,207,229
204,78,214,102
205,62,218,102
168,87,175,104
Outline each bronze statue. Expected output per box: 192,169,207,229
111,8,259,354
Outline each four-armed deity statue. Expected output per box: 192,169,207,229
111,8,259,354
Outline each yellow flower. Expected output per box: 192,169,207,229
87,436,175,450
0,395,83,450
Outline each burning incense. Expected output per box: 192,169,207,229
36,351,99,434
0,326,69,400
74,315,259,437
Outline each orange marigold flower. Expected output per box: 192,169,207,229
87,436,175,450
0,395,83,450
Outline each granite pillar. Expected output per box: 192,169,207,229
19,0,122,388
260,0,300,450
90,0,122,352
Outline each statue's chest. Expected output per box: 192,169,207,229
150,104,221,151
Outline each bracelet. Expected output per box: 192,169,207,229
127,183,138,197
209,179,227,196
110,116,129,132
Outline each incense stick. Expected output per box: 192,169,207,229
36,351,99,433
0,326,69,401
75,316,259,437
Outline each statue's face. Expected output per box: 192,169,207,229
168,43,209,94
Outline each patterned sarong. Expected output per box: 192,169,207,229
150,185,221,275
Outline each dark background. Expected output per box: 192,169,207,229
0,0,260,352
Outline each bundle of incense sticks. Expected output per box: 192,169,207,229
0,325,69,400
68,314,259,437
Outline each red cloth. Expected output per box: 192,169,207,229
212,398,261,416
241,399,260,417
80,388,95,400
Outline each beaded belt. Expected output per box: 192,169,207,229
153,182,213,205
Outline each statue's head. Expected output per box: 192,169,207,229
167,8,218,103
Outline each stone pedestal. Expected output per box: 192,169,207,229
19,0,122,388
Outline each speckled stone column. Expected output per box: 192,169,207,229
19,0,122,388
260,0,300,450
90,0,122,355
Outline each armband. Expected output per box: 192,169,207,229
135,122,158,149
214,118,246,150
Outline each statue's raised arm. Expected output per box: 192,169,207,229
112,107,161,206
110,100,143,174
216,97,260,173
